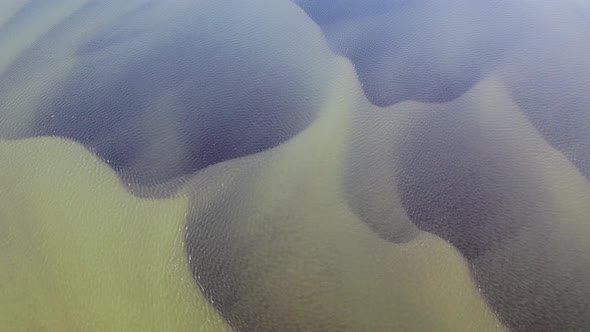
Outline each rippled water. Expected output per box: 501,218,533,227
1,1,589,331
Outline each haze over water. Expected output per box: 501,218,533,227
1,1,590,331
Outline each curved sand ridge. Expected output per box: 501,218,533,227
1,1,590,331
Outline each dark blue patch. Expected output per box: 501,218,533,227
28,0,329,186
295,0,521,106
395,104,590,331
507,65,590,181
294,0,408,25
395,105,523,260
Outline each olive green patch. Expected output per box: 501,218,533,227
0,137,230,332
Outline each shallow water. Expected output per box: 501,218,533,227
1,1,589,331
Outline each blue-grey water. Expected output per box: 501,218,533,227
1,0,589,331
